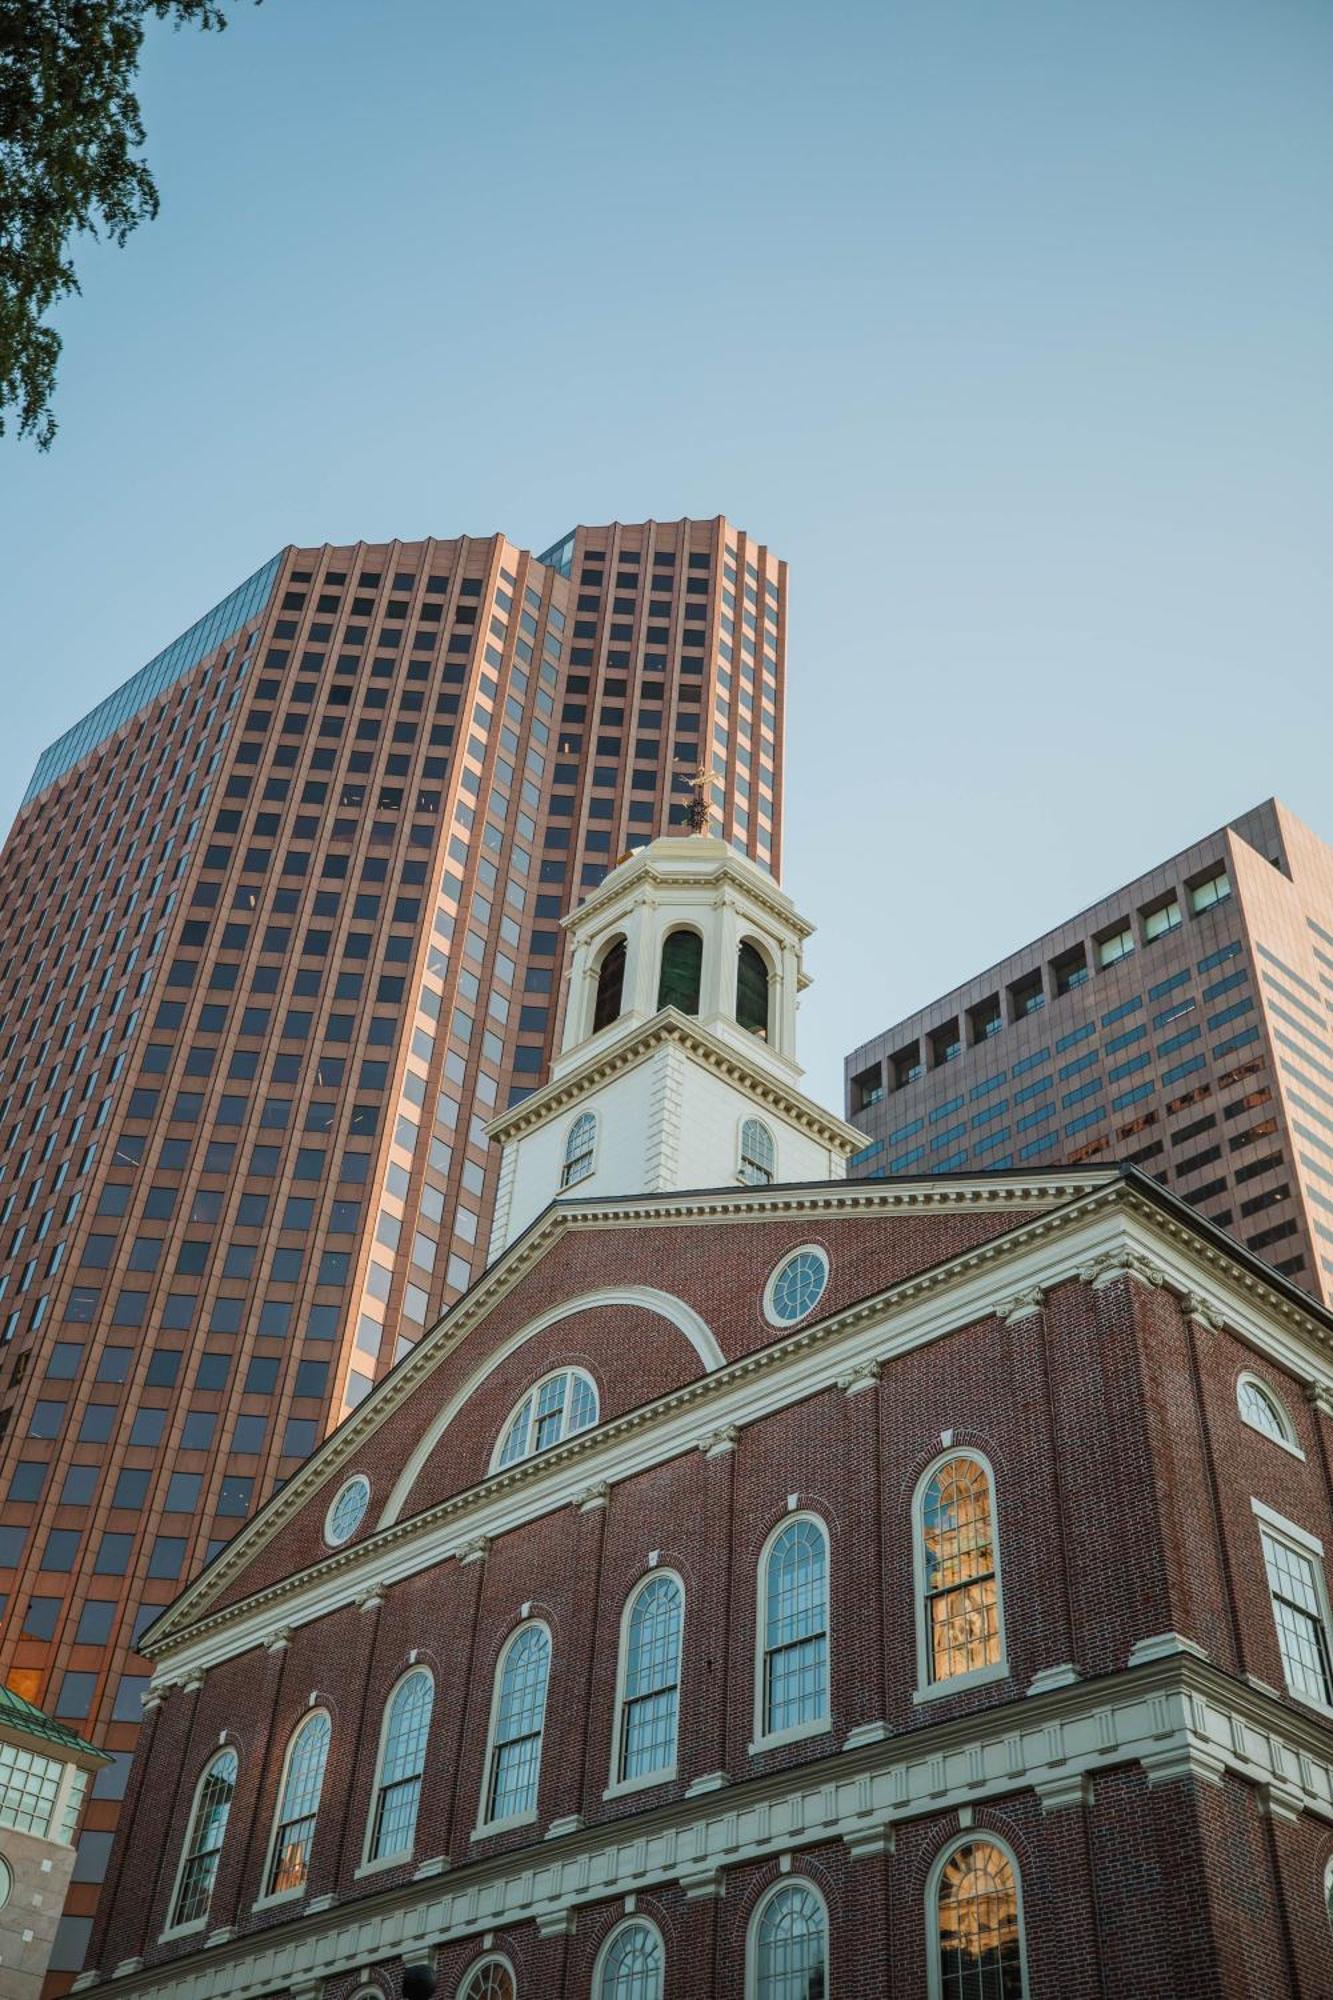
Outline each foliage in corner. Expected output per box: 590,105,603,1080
0,1,248,450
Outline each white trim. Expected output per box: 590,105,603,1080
255,1708,330,1908
381,1287,724,1528
159,1747,238,1942
737,1114,777,1188
324,1475,370,1549
745,1874,829,2000
591,1914,666,1999
1237,1372,1305,1458
456,1952,517,2000
912,1448,1008,1700
489,1367,600,1477
606,1571,684,1796
473,1621,552,1839
752,1512,831,1752
924,1829,1030,2000
761,1244,829,1328
560,1110,598,1191
1251,1497,1325,1557
360,1666,434,1871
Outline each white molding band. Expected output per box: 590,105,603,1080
78,1655,1333,2000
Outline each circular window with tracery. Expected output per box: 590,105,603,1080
764,1246,830,1327
324,1473,371,1547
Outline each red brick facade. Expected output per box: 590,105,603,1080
78,1175,1333,1997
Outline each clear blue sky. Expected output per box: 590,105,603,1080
1,0,1329,1108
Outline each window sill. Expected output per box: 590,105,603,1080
157,1920,207,1945
747,1718,833,1757
354,1851,412,1879
469,1809,538,1842
603,1766,676,1802
1281,1683,1333,1724
913,1661,1009,1705
251,1888,306,1913
1241,1419,1305,1461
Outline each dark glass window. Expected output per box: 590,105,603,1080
657,930,702,1015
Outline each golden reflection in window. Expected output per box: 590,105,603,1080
922,1456,1000,1684
938,1840,1024,1999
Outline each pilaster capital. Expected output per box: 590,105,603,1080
573,1480,611,1515
1182,1291,1225,1334
995,1285,1046,1325
535,1906,577,1938
1078,1248,1167,1292
459,1534,491,1567
178,1668,206,1696
1306,1381,1333,1419
356,1586,386,1614
263,1626,293,1654
837,1357,881,1397
697,1423,740,1460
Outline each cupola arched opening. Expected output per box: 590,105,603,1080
658,929,702,1015
593,936,627,1033
736,939,771,1038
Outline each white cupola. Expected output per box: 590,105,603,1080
485,834,861,1258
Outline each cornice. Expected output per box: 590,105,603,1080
485,1009,862,1151
74,1654,1333,2000
563,843,813,944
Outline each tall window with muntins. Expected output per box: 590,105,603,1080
593,937,627,1032
739,1117,776,1186
561,1111,597,1188
0,1743,66,1837
617,1575,683,1783
1261,1527,1333,1704
762,1517,829,1737
657,928,702,1014
485,1625,551,1823
495,1368,599,1469
936,1839,1025,1999
597,1918,665,1999
367,1668,433,1862
920,1455,1003,1686
171,1749,237,1929
266,1709,331,1895
736,940,770,1037
458,1959,516,2000
752,1881,827,2000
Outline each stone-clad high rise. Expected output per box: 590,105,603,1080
0,517,785,1974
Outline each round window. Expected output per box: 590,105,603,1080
325,1474,371,1547
764,1246,829,1326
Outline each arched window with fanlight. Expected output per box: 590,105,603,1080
613,1572,684,1786
739,1117,776,1186
1237,1373,1302,1454
493,1367,599,1471
916,1453,1005,1691
749,1879,828,2000
657,928,702,1015
736,940,771,1038
365,1667,434,1864
169,1748,238,1930
561,1111,597,1189
596,1916,665,1999
481,1623,551,1826
263,1709,332,1898
593,936,627,1033
757,1514,830,1741
458,1956,517,2000
930,1834,1028,1999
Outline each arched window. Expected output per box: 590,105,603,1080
657,929,702,1015
458,1957,517,2000
759,1516,829,1740
739,1117,776,1186
737,940,771,1038
1324,1854,1333,1933
484,1624,551,1825
750,1879,827,2000
366,1668,433,1863
1238,1373,1301,1452
170,1748,237,1929
615,1574,684,1785
596,1917,665,2000
494,1368,599,1470
918,1454,1004,1689
932,1836,1027,1999
265,1709,331,1896
593,937,627,1033
561,1111,597,1189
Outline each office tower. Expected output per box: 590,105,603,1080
0,517,785,1974
845,799,1333,1304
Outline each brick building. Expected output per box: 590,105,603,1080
77,837,1333,1998
844,798,1333,1306
0,517,783,1967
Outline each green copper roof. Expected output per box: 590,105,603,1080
0,1681,104,1760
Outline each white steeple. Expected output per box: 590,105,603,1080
485,834,860,1258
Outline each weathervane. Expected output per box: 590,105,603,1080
683,763,712,836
